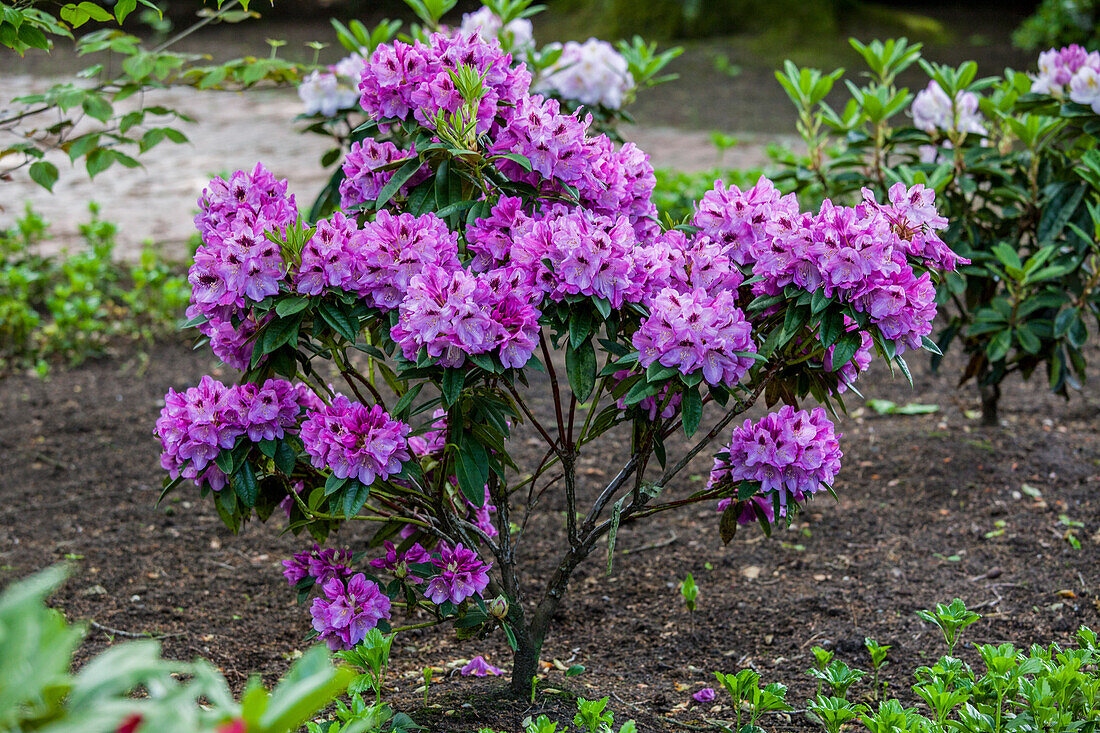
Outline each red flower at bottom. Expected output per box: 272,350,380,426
116,714,143,733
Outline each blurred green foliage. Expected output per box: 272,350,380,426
1014,0,1100,51
546,0,853,40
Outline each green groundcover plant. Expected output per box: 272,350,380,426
691,599,1100,733
154,15,963,697
0,204,188,375
773,38,1100,423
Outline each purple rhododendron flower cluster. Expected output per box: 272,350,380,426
511,206,647,308
197,313,266,371
709,406,842,517
297,210,462,309
189,163,297,320
391,264,541,369
469,202,669,308
300,395,412,485
369,540,431,583
156,376,307,491
716,494,777,527
424,542,492,605
358,30,531,133
487,95,658,236
282,544,353,586
634,288,757,387
692,175,801,266
909,81,986,162
226,379,304,442
1032,44,1100,111
651,228,747,295
691,177,962,355
339,138,429,209
310,573,392,650
457,6,535,51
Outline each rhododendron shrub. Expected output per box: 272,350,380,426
296,0,681,221
774,38,1100,424
157,28,959,695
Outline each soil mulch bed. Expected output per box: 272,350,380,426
0,338,1097,732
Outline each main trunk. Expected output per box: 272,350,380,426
509,625,545,697
507,549,581,696
979,382,1000,426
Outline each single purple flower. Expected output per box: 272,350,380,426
460,656,504,677
693,688,717,703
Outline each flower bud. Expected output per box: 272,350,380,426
487,595,509,620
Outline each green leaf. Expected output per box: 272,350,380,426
565,339,597,401
819,310,846,348
233,462,258,508
986,329,1012,363
681,387,702,437
324,473,349,496
490,152,532,171
28,161,58,192
275,296,310,317
85,148,114,178
441,369,464,407
317,300,357,342
260,315,301,355
455,439,489,507
829,331,862,369
114,0,137,23
719,500,741,544
81,93,112,122
1015,324,1041,354
343,481,371,518
374,156,423,210
391,382,424,419
569,309,592,350
274,440,297,475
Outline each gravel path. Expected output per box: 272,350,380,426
1,76,780,259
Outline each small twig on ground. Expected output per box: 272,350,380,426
799,630,827,650
34,451,72,471
620,532,678,555
88,620,182,639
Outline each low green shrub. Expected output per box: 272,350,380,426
0,203,189,376
699,598,1100,733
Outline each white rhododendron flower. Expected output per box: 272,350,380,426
298,54,366,117
1069,65,1100,112
537,38,634,109
459,6,535,51
910,81,986,137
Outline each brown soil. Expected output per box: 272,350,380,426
0,333,1097,732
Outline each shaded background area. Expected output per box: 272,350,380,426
3,0,1041,135
0,0,1045,252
